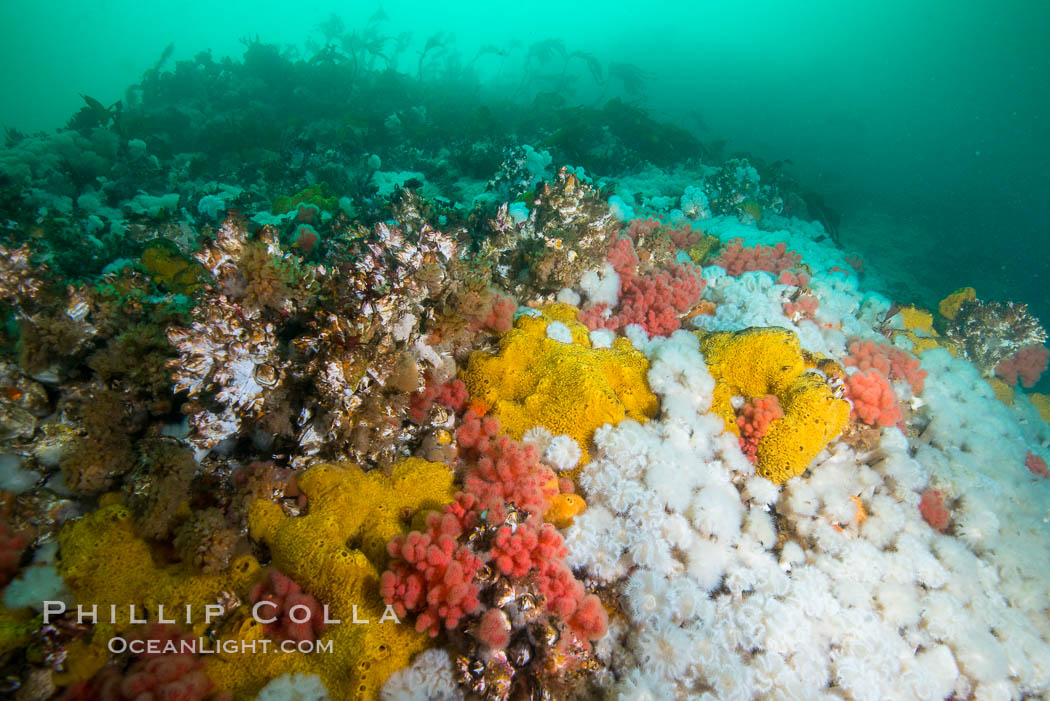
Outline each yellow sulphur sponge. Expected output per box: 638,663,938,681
696,327,850,484
462,304,658,463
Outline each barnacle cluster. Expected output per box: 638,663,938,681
945,297,1048,373
166,204,467,468
481,167,620,299
0,244,49,309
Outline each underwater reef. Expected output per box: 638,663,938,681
0,22,1049,701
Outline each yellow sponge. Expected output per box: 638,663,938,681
938,287,976,321
696,328,850,484
57,458,457,699
462,304,658,463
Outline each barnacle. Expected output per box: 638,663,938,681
167,211,462,466
481,168,619,299
945,298,1048,373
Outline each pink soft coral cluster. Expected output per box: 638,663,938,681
783,294,819,321
480,291,516,334
250,569,327,643
844,338,927,395
491,521,565,578
455,409,561,523
478,607,512,649
845,369,901,427
919,489,951,532
1026,451,1049,478
62,624,222,701
615,264,706,336
579,236,706,336
381,511,483,636
408,377,468,424
736,395,784,462
995,344,1050,388
710,238,802,277
576,303,616,332
380,410,605,646
776,270,811,287
624,217,702,249
605,235,638,279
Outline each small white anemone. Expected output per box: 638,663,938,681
544,434,582,472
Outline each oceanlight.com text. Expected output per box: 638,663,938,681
108,636,334,655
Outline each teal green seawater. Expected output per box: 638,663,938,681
3,1,1047,304
1,0,1047,377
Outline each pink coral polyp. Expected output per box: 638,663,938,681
844,338,926,395
711,238,802,277
379,410,598,648
250,569,327,643
846,369,901,427
995,344,1049,388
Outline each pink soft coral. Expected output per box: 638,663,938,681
381,516,483,636
408,377,468,424
919,489,950,532
481,292,516,334
624,217,702,250
623,217,661,242
776,270,811,287
490,521,565,578
478,607,512,649
380,410,598,648
710,238,802,276
995,344,1049,388
62,624,224,701
455,407,502,459
459,428,559,523
580,236,706,336
845,369,901,427
736,395,784,462
783,294,819,321
568,593,608,641
615,264,705,336
577,302,616,331
606,236,639,281
844,338,926,395
0,522,27,587
1026,451,1049,478
250,569,327,643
